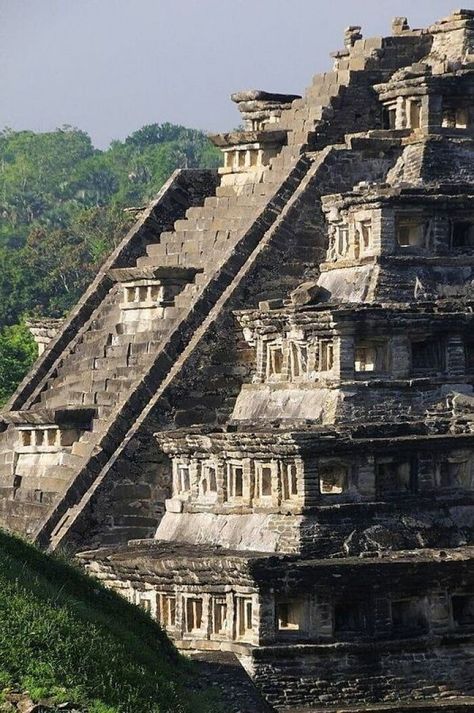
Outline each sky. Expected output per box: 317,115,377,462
0,0,466,149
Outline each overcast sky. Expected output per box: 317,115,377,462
0,0,464,149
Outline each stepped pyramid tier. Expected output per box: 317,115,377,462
2,10,474,711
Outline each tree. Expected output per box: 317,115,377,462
0,323,37,406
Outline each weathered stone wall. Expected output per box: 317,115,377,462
249,638,474,709
298,502,474,557
387,138,474,186
428,10,474,71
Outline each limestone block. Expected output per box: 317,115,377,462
165,498,184,513
155,511,283,551
289,281,321,307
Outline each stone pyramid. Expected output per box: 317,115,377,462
2,10,474,711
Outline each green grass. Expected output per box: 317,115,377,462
0,531,220,713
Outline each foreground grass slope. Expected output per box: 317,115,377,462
0,531,219,713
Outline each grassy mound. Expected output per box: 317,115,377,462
0,531,219,713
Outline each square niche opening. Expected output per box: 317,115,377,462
451,221,474,249
452,594,474,627
319,463,348,495
391,598,428,636
397,220,426,248
276,598,305,634
185,597,203,633
212,596,228,635
334,599,370,638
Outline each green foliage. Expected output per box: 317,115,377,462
0,122,221,402
0,123,220,321
21,205,133,318
0,126,95,244
0,324,36,406
0,530,221,713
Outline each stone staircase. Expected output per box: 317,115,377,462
279,31,431,156
0,156,294,539
0,172,220,536
0,26,434,546
40,153,313,550
135,176,281,272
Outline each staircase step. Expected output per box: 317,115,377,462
71,440,97,458
79,328,114,345
11,488,57,506
15,471,76,492
104,377,134,393
77,432,98,447
92,355,130,370
104,344,131,359
0,494,51,513
40,388,91,408
58,452,87,468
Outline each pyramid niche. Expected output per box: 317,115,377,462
2,10,474,712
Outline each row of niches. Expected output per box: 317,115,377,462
17,426,81,451
121,282,165,307
381,95,472,132
125,584,474,646
126,587,257,645
118,280,183,333
119,279,184,310
170,458,301,508
254,335,334,383
269,588,474,643
273,590,474,643
253,333,474,383
220,145,278,175
247,115,281,132
169,449,474,509
325,211,474,263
